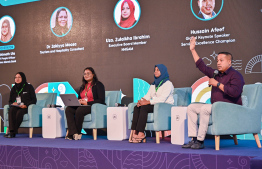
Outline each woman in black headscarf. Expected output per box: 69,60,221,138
4,72,37,138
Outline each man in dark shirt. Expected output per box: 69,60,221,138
182,36,245,149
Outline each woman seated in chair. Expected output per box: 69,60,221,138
65,67,105,140
130,64,174,143
4,72,37,138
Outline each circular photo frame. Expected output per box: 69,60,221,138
50,7,73,37
191,0,224,21
0,15,16,43
114,0,141,30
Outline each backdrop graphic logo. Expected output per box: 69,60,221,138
245,54,262,74
35,82,77,107
0,0,40,6
133,78,150,103
191,76,211,104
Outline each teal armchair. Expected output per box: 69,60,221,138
4,93,57,138
203,84,262,150
64,91,122,140
128,87,192,143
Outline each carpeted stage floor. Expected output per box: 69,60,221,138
0,133,261,169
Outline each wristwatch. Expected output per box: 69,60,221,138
217,82,221,88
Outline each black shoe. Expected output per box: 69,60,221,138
4,134,10,138
191,141,205,149
7,133,16,138
182,140,195,148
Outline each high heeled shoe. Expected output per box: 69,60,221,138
129,136,134,143
133,137,146,143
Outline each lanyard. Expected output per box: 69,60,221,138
85,84,92,96
155,77,168,92
16,84,25,96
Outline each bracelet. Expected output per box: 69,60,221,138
217,82,221,88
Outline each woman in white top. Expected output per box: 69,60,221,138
130,64,174,143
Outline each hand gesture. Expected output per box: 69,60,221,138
208,78,218,87
20,105,27,109
79,99,88,105
190,36,196,51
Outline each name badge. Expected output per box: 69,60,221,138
16,96,21,104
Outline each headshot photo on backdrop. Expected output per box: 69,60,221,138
0,16,15,43
114,0,141,30
50,7,73,37
191,0,223,21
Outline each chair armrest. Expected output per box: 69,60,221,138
91,103,108,128
3,105,10,127
128,102,137,129
211,102,261,135
27,104,44,127
152,103,173,131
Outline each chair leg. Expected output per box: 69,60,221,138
161,131,165,139
156,131,160,144
93,129,97,140
215,135,220,150
253,133,261,148
6,127,9,134
233,135,238,145
29,128,33,138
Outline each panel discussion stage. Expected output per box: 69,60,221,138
0,134,261,169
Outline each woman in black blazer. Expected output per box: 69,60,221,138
65,67,105,140
4,72,37,138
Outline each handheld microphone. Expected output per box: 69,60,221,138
209,70,219,87
115,103,126,107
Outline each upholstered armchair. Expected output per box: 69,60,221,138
204,84,262,150
4,93,57,138
64,91,122,140
128,87,192,143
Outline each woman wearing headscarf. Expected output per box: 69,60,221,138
1,19,12,42
118,0,137,28
130,64,174,143
4,72,37,138
52,8,69,36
